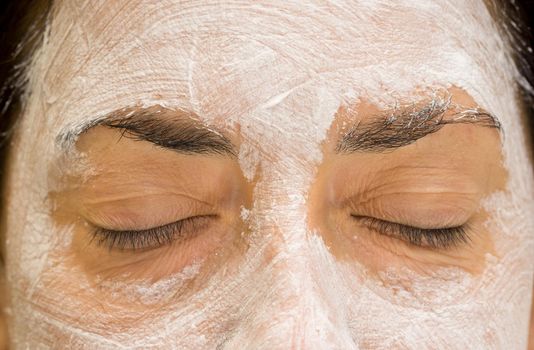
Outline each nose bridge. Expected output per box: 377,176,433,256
222,168,358,349
270,241,353,349
224,228,358,349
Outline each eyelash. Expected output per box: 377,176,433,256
353,216,471,249
90,213,468,251
90,215,214,251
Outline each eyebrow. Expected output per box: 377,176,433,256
58,107,236,157
335,98,502,153
58,98,500,157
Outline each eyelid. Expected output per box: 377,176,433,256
352,215,471,249
79,194,216,232
90,215,216,251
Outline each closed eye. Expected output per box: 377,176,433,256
351,215,471,249
89,215,216,251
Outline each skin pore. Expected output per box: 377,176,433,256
1,0,533,349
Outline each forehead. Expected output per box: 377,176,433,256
38,0,509,138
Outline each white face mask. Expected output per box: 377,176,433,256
4,0,533,349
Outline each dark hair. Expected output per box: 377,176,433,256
0,0,533,172
498,0,534,151
0,0,52,169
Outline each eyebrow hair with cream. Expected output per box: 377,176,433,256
57,107,237,157
336,98,502,153
57,97,500,158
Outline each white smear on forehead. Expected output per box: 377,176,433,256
4,0,534,349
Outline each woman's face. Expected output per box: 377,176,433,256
2,0,533,348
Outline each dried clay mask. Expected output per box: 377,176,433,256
3,0,534,349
